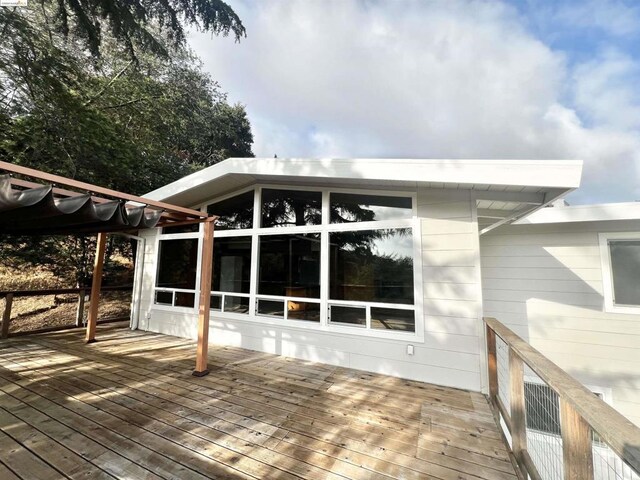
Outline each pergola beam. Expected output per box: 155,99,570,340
0,160,206,219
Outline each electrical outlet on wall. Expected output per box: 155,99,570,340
407,344,414,356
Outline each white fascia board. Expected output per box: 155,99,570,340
518,202,640,224
144,158,583,203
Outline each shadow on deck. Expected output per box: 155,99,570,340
0,323,519,480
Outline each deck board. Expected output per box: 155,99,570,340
0,323,519,480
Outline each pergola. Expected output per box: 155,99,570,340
0,161,217,376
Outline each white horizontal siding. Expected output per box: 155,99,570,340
481,221,640,426
138,186,485,393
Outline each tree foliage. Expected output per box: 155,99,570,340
0,1,253,286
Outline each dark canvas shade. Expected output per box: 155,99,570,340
0,175,163,235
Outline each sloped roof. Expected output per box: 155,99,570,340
145,157,583,234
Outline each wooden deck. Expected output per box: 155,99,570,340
0,323,519,480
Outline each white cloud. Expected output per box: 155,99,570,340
189,0,640,203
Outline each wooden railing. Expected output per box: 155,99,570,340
485,317,640,480
0,285,132,338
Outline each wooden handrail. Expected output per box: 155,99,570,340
484,316,640,477
0,285,132,297
0,285,133,339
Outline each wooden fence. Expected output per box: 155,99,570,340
0,285,132,338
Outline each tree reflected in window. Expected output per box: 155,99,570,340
330,228,414,304
207,190,254,230
261,189,321,227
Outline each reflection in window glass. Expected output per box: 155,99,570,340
329,305,366,326
371,308,415,332
207,190,254,230
174,292,195,308
155,291,173,305
609,240,640,306
224,296,249,314
330,228,414,304
288,301,320,322
161,223,199,234
261,189,321,228
210,295,222,311
258,234,321,298
257,299,284,317
156,239,198,289
213,237,252,294
330,193,412,223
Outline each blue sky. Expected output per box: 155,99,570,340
189,0,640,204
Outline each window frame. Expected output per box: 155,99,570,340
152,227,202,314
156,183,424,342
599,232,640,314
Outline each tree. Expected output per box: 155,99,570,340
0,1,253,286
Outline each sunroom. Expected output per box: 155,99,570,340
138,157,582,392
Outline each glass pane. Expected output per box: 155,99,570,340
371,308,415,332
224,296,249,314
330,193,412,223
257,299,284,317
287,301,321,322
155,290,173,305
330,228,414,304
213,236,252,294
210,295,222,311
174,292,195,308
207,190,254,230
162,223,199,234
258,233,321,298
610,240,640,306
156,239,198,289
261,189,322,228
329,305,366,326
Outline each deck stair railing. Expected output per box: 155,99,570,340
485,317,640,480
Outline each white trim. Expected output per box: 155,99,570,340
520,202,640,224
471,192,489,394
599,232,640,315
144,158,583,204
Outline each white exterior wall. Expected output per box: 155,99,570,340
137,187,486,392
481,220,640,426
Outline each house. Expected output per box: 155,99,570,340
138,157,583,394
2,157,640,479
481,201,640,427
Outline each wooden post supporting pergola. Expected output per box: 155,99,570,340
85,232,107,343
193,218,216,376
0,160,216,376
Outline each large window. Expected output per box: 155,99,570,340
600,233,640,313
258,234,321,297
211,236,252,314
154,186,420,338
155,238,198,307
207,190,254,230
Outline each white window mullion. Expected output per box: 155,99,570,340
320,229,329,328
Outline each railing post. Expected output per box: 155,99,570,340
76,289,86,327
510,348,528,479
560,397,594,480
486,323,498,403
1,293,13,339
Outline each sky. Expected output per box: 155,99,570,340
188,0,640,204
